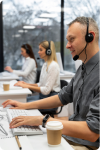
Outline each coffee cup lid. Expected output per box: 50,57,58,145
3,82,10,84
46,121,63,130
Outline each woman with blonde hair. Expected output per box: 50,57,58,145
15,41,61,109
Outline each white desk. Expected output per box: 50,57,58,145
0,88,32,106
0,80,32,106
0,72,19,82
28,133,74,150
27,110,73,150
0,108,74,150
60,71,75,83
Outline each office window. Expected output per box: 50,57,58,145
2,0,100,73
64,0,100,72
3,0,61,70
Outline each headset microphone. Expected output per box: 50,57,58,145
73,43,87,61
73,55,79,61
37,57,40,59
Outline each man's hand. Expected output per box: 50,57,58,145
2,99,27,109
10,116,44,128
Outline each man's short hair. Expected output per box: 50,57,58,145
68,16,99,42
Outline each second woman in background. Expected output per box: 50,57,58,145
5,44,37,84
15,41,61,102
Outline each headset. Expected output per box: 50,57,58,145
45,41,52,55
24,44,30,54
73,17,94,61
85,18,94,43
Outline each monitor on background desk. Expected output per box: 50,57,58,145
56,52,82,72
56,52,74,75
75,60,82,70
56,52,64,73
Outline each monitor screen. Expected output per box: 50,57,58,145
56,52,63,72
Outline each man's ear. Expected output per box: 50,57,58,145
89,31,95,42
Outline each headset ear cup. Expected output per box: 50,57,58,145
46,49,51,55
46,41,52,55
85,33,94,43
24,44,30,54
26,49,30,54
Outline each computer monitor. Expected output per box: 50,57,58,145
56,52,63,72
56,52,82,72
75,60,82,70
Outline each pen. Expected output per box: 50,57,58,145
15,135,22,150
0,124,8,136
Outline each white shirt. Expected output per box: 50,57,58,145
13,57,37,83
37,61,61,95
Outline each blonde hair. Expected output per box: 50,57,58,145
39,40,58,70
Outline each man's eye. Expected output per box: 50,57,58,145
70,38,74,42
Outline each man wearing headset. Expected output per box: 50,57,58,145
2,17,99,150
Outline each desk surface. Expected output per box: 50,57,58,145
0,108,74,150
0,80,32,96
0,88,31,96
60,71,75,82
0,81,32,106
0,87,32,106
0,71,74,83
28,134,74,150
60,71,75,77
0,72,19,81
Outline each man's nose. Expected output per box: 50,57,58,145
66,42,71,49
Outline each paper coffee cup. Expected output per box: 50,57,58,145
3,82,10,91
46,121,63,146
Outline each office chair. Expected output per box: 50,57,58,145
41,80,68,117
60,80,68,89
29,69,41,94
36,69,41,83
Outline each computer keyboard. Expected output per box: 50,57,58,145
6,109,43,136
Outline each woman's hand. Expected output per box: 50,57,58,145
2,99,28,109
14,81,29,88
4,66,13,72
14,81,26,86
10,116,44,128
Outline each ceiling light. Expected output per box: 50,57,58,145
23,26,35,29
39,13,57,18
12,34,21,38
34,18,49,22
18,30,28,33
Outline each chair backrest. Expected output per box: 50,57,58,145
60,80,68,89
36,69,41,83
40,80,68,117
55,80,68,116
